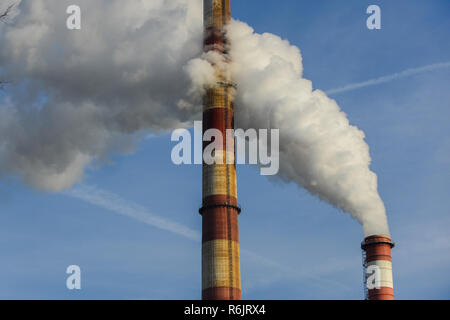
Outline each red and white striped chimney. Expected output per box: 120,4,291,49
361,235,395,300
200,0,242,300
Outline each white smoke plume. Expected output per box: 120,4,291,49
0,1,389,236
225,21,389,236
0,0,205,190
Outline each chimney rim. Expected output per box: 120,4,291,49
361,235,395,250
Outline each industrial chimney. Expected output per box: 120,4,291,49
361,235,395,300
199,0,242,300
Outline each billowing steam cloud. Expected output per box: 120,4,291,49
226,21,389,236
0,0,389,236
0,0,204,190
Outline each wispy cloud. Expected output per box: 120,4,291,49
326,62,450,95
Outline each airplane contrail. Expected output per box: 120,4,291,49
64,184,352,292
65,184,201,242
326,62,450,95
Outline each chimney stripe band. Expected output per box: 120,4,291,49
366,260,394,289
201,206,240,242
203,164,237,198
202,239,241,290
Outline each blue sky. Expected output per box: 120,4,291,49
1,0,450,299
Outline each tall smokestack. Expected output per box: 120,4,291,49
361,235,395,300
199,0,242,300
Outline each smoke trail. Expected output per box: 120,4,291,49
224,21,389,236
327,62,450,95
0,1,390,235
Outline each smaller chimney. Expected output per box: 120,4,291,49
361,235,395,300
